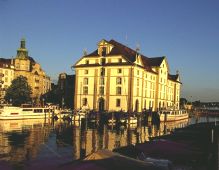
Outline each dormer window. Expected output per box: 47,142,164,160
85,60,89,65
102,47,106,56
118,58,122,63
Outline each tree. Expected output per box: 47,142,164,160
5,76,32,106
41,87,62,106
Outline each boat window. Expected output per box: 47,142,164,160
34,109,43,113
22,109,33,111
44,109,49,113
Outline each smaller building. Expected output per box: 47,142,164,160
0,58,14,102
58,73,75,109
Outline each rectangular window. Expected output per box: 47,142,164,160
84,70,88,74
116,87,121,95
118,58,122,63
84,78,88,85
82,98,87,106
137,79,139,86
116,99,121,107
100,86,104,95
100,77,104,85
117,69,122,74
116,77,122,84
83,86,88,94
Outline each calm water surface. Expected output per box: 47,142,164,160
0,116,218,169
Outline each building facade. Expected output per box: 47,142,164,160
58,73,75,109
74,39,181,112
0,59,14,101
0,39,51,102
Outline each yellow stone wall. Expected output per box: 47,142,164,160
14,58,51,100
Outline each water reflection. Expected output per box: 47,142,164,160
0,116,218,168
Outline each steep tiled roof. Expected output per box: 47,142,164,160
148,57,165,67
168,74,180,83
108,40,137,62
0,58,12,68
81,39,165,73
28,56,36,63
84,50,99,57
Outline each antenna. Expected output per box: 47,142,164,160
83,48,87,56
176,70,179,75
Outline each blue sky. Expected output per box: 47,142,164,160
0,0,219,102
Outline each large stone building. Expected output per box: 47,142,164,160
0,39,51,103
73,39,181,112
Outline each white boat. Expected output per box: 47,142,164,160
0,105,53,120
55,109,72,119
159,109,189,122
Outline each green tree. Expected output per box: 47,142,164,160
5,76,32,106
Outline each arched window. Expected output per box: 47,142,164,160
116,87,121,95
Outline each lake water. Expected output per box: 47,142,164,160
0,116,218,169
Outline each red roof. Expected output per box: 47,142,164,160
168,74,181,83
79,39,180,81
0,58,12,68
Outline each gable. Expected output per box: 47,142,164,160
160,58,170,72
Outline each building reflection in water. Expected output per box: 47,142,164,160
0,119,52,167
0,117,197,168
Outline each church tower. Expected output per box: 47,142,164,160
14,38,30,72
16,38,28,59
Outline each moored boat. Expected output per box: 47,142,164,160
159,109,188,122
55,109,72,120
0,104,53,120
